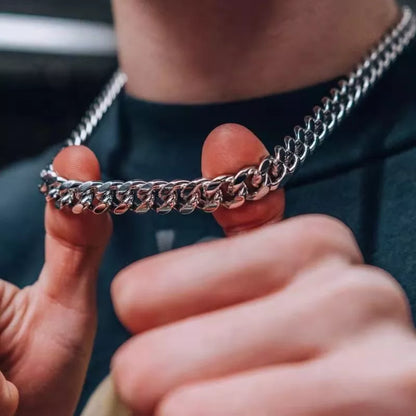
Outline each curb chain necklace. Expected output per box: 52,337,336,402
40,7,416,216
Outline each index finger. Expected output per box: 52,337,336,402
112,215,362,334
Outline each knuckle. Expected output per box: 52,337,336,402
297,214,353,240
112,335,164,414
286,215,362,263
331,265,410,321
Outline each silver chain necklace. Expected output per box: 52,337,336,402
40,7,416,215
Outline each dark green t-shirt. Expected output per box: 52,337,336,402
1,40,416,412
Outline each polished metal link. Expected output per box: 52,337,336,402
40,7,416,215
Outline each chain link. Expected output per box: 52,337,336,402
40,7,416,215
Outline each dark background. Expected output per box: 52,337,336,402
0,1,415,168
0,0,112,22
0,1,115,168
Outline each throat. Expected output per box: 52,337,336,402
112,0,399,104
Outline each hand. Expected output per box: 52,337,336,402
0,373,18,416
111,125,416,415
0,147,112,415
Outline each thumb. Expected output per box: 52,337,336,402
0,373,18,416
202,123,285,236
39,146,112,309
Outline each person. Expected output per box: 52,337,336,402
1,0,416,414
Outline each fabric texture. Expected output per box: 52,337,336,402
0,40,415,414
81,376,130,416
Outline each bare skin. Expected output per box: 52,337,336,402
1,1,415,415
107,4,416,415
112,0,399,103
110,126,416,416
0,147,112,416
2,127,416,415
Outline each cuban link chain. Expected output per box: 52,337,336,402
39,7,416,215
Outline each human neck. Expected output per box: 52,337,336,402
112,0,399,104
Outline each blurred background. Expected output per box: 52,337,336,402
0,0,415,168
0,1,115,168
